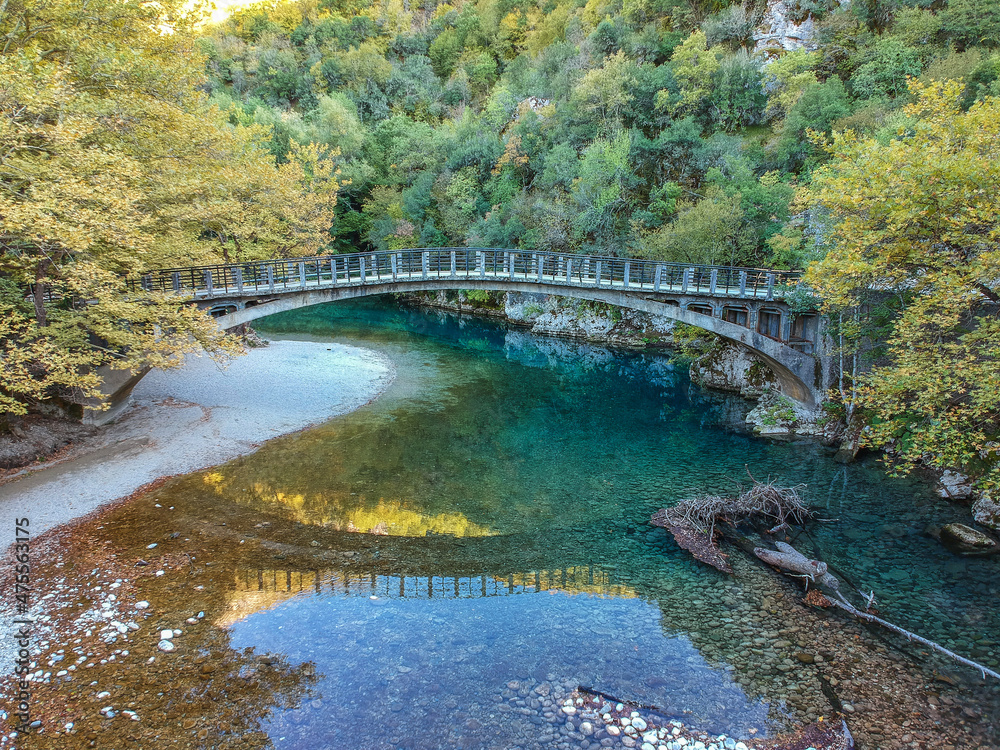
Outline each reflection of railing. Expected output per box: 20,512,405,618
125,248,803,302
234,565,637,600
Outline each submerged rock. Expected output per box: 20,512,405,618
939,523,998,555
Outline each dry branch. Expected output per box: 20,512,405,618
754,541,1000,682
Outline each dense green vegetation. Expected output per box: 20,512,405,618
198,0,1000,269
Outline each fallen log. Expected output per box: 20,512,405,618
753,541,841,591
754,541,1000,682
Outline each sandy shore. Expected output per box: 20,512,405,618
0,340,394,538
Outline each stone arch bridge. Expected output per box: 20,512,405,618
125,247,825,413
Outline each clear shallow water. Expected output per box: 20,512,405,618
139,298,999,748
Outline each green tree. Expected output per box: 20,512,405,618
572,131,636,249
802,80,1000,491
940,0,1000,50
663,31,724,117
711,50,767,130
775,77,851,170
850,38,922,100
571,52,639,131
635,192,747,265
0,0,338,415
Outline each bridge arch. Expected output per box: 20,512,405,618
213,278,821,406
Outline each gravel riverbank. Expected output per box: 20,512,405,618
0,340,394,539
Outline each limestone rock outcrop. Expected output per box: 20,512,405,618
690,339,778,400
754,0,819,54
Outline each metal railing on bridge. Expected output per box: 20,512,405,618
126,248,803,301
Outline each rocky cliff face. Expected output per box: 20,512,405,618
690,339,834,440
412,290,677,347
754,0,819,54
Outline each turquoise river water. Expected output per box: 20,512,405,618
17,297,1000,750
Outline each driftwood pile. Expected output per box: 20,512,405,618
651,480,811,573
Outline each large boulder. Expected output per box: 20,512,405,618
690,340,778,400
972,494,1000,532
745,390,825,438
939,523,998,555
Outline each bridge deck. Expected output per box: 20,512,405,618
188,268,783,302
130,248,802,304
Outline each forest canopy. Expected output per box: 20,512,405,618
196,0,1000,265
0,0,341,414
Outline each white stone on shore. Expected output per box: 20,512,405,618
157,640,175,653
561,705,576,715
633,717,648,731
159,630,173,640
136,601,149,610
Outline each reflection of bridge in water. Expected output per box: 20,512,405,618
235,564,637,600
219,564,637,627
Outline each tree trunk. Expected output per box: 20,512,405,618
33,259,51,327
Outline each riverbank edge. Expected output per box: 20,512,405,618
0,339,396,541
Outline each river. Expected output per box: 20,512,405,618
6,297,1000,749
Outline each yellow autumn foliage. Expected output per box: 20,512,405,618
0,0,340,414
803,79,1000,490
